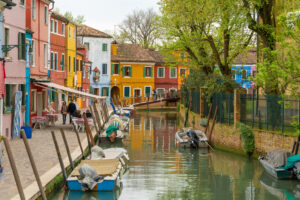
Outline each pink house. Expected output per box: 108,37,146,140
2,0,26,138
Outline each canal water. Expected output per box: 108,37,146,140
51,112,300,200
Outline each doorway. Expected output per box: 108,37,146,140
134,89,141,103
37,92,43,116
111,86,120,105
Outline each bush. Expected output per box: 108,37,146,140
239,123,255,156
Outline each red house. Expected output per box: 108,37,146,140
26,0,54,119
148,49,178,97
77,44,91,108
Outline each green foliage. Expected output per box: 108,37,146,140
176,103,180,112
239,123,255,156
63,11,86,24
200,119,207,127
291,116,300,136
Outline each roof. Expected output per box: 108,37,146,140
233,50,257,65
111,43,156,63
147,49,164,64
51,12,69,23
77,24,112,38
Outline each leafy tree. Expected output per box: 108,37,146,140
62,11,86,24
117,8,159,48
158,0,254,93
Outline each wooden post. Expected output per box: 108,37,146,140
72,124,85,159
21,130,47,200
204,105,213,135
92,103,103,130
83,113,95,146
60,129,74,170
209,106,218,142
200,88,206,118
51,131,68,184
2,137,25,200
234,89,246,129
89,105,99,133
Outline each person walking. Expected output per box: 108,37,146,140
61,101,67,124
67,99,77,124
152,89,156,101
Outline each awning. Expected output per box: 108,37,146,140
34,82,105,100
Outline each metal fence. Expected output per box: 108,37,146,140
240,94,300,133
191,90,200,114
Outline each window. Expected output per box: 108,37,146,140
76,59,79,71
157,88,165,98
68,56,71,72
83,66,85,78
73,30,75,39
102,64,107,75
242,69,247,80
31,40,35,66
123,66,131,77
145,86,151,97
20,0,25,6
44,44,47,68
55,53,58,70
124,86,130,97
50,52,53,70
4,28,9,57
102,43,107,51
32,0,36,19
61,54,65,71
69,27,71,38
179,68,186,77
4,84,12,108
18,32,26,60
31,90,36,113
112,64,120,75
50,20,54,32
54,21,58,33
170,67,177,78
102,87,109,97
62,23,65,35
18,84,26,106
73,57,75,72
252,71,256,78
157,67,165,78
44,6,48,24
84,42,89,49
232,69,236,79
144,66,152,77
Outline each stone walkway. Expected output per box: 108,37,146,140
0,120,96,200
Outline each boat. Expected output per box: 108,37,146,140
258,149,300,180
110,102,131,117
175,128,208,148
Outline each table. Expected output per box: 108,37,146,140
73,118,94,132
46,114,59,126
32,116,48,129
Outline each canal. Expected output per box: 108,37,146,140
51,112,300,200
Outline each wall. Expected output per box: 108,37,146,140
154,64,178,92
177,65,189,89
179,105,297,155
65,23,77,88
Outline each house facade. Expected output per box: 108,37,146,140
27,0,54,119
111,43,155,103
65,22,77,89
2,0,26,138
77,24,113,104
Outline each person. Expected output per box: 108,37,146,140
61,101,67,124
67,99,77,124
86,110,92,118
152,89,156,101
73,110,82,118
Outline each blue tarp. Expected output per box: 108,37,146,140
279,154,300,170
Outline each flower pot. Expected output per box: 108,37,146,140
21,126,32,139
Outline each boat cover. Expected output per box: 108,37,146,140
78,164,103,191
106,121,120,137
90,146,105,160
265,149,292,168
279,154,300,170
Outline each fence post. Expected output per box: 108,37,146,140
200,88,206,118
189,89,193,111
234,89,246,129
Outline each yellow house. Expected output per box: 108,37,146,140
111,43,156,103
65,22,77,88
76,52,83,107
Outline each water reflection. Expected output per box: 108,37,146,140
50,112,300,200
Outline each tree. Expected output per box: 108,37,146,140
158,0,254,93
58,11,86,24
118,8,159,48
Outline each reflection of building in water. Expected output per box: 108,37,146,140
129,114,154,153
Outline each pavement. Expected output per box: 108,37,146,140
0,116,97,200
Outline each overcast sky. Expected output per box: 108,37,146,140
54,0,160,33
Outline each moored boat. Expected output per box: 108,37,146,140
175,129,208,148
258,157,294,179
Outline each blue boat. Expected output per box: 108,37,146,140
259,157,294,179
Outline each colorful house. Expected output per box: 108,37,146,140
149,49,178,97
77,25,113,104
2,0,26,138
65,21,77,89
77,43,91,108
27,0,54,119
49,12,69,111
111,43,155,102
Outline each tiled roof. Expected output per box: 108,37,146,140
147,49,164,64
51,12,69,23
77,24,112,38
111,43,156,63
233,50,257,65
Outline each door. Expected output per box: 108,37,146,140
134,89,141,103
37,92,43,116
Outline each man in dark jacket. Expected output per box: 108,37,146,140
67,99,77,124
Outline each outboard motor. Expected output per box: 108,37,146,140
187,130,199,149
294,162,300,180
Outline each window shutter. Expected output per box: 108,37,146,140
55,53,57,70
111,64,114,74
129,67,132,77
101,87,104,96
106,87,109,96
150,67,153,77
117,64,120,74
122,66,125,77
144,67,146,77
18,33,21,60
62,54,64,71
50,53,53,69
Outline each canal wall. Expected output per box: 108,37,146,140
179,104,297,156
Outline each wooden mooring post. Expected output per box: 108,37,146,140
209,106,218,142
83,113,95,146
204,105,213,135
51,131,67,184
60,129,74,170
89,105,99,133
21,130,47,200
2,137,25,200
92,103,103,130
72,124,85,159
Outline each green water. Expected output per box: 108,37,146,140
51,112,300,200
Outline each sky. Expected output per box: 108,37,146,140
54,0,160,34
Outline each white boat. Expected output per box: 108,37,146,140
175,129,208,148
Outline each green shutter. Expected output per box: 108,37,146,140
124,87,129,97
117,64,120,74
122,66,125,77
73,57,75,72
90,86,94,94
150,67,153,77
129,67,132,77
106,87,109,96
55,53,57,70
144,67,146,77
50,53,53,69
146,87,150,96
62,94,65,101
61,54,64,71
111,64,114,74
